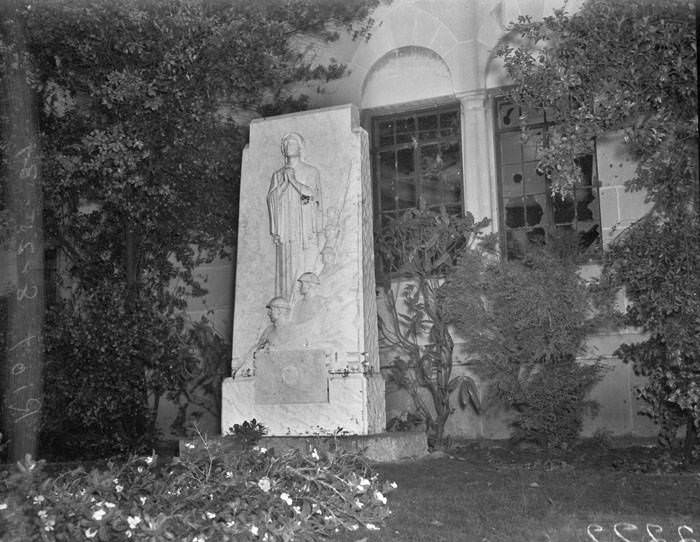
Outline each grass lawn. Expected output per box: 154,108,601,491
337,440,700,542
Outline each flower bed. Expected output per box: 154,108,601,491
0,437,395,541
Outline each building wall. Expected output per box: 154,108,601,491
197,0,660,439
304,0,657,439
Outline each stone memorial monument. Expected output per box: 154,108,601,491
222,104,386,436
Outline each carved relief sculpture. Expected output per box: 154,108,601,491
292,272,323,325
267,133,323,300
234,296,293,377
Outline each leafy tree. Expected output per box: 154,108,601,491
376,207,488,447
1,0,382,458
495,0,698,454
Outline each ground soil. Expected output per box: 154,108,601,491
336,438,700,542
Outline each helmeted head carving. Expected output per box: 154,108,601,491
297,272,320,296
265,296,291,325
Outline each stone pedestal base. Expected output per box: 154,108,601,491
180,431,428,463
221,372,386,436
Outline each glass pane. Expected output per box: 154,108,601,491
524,195,545,227
396,179,416,209
396,148,414,176
422,175,442,207
379,151,395,180
498,102,519,129
419,144,439,177
520,105,545,126
380,181,395,213
439,111,459,131
575,186,596,222
499,132,522,165
575,154,594,185
522,162,546,195
396,117,415,144
504,198,526,228
440,141,462,203
418,114,438,131
418,114,438,141
378,120,394,146
552,193,575,224
501,164,524,199
521,129,544,161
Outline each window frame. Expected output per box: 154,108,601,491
369,103,464,276
493,97,602,260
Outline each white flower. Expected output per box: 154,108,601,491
112,478,119,485
225,471,233,479
92,509,106,521
250,525,259,536
127,516,141,529
257,477,271,493
115,485,124,493
348,524,359,531
354,499,364,509
0,503,7,510
139,496,147,505
311,448,320,461
366,523,380,531
390,481,398,489
37,510,48,519
205,511,216,519
33,495,45,504
225,520,236,528
192,536,206,542
126,531,132,539
85,528,98,538
103,502,116,509
44,519,55,532
356,477,371,493
279,493,293,505
137,466,144,473
293,506,301,514
185,442,195,450
374,490,387,504
144,454,154,465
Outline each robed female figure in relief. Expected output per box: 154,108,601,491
267,132,323,300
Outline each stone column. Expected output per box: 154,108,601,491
458,91,498,229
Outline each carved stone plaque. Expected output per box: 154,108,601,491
254,349,328,404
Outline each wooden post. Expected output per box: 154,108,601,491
1,5,45,461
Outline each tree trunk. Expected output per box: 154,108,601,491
1,6,45,461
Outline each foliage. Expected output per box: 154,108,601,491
442,248,602,448
607,217,700,452
230,419,268,447
0,0,382,457
376,207,489,447
41,280,231,459
0,440,396,542
496,0,698,453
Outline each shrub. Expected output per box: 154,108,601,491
0,438,395,541
376,207,489,447
443,247,603,448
